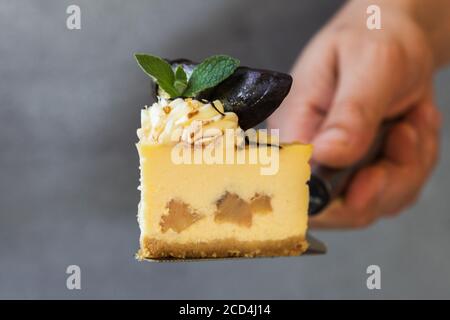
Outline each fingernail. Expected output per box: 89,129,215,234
314,127,349,146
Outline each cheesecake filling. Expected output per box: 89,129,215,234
137,143,310,245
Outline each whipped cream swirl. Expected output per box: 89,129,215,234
137,98,241,145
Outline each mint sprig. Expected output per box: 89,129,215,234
183,55,239,97
134,53,240,99
134,54,179,98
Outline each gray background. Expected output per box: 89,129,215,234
0,0,449,299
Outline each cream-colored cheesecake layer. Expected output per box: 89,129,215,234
137,143,311,245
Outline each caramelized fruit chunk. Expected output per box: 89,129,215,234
250,193,273,214
214,192,273,227
214,192,253,227
160,199,203,233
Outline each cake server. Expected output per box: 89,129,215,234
308,121,394,216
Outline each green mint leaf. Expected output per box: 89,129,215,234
174,65,188,94
134,54,179,98
183,55,240,97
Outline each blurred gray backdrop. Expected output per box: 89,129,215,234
1,0,449,299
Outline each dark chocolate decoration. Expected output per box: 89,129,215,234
152,59,292,130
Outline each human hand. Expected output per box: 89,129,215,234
268,0,442,228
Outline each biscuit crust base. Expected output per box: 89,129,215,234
137,235,308,260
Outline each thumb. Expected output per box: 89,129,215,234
312,100,384,167
312,46,397,167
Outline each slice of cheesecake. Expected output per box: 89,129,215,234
136,98,312,259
